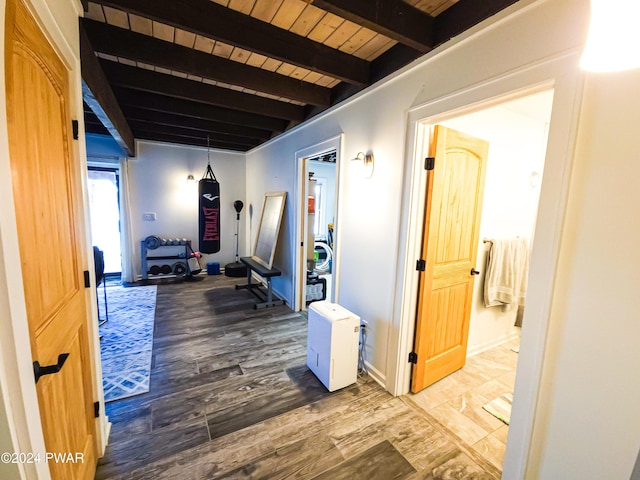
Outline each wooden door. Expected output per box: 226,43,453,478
5,0,98,478
411,125,489,393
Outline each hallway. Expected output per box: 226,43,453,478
96,275,510,479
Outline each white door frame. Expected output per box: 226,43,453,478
387,51,585,479
293,135,344,311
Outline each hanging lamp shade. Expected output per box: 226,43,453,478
580,0,640,72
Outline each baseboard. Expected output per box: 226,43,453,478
467,331,520,357
364,360,386,388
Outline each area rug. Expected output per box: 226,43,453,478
98,284,157,402
483,393,513,425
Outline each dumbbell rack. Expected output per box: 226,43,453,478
140,239,192,281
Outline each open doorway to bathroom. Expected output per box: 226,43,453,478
407,89,554,471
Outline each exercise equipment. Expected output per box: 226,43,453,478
198,137,221,254
224,200,248,277
144,235,161,250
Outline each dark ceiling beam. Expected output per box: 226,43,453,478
133,131,250,152
94,0,369,85
84,110,259,147
304,43,422,120
82,19,330,107
305,1,521,121
434,0,520,45
119,106,272,141
79,22,135,156
113,88,288,133
84,119,110,135
127,121,259,148
307,0,434,53
101,60,304,122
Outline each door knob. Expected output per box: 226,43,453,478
470,268,480,275
33,353,69,383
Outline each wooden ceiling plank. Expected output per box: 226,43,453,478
308,0,435,52
271,0,307,30
194,34,216,53
79,22,135,156
94,0,369,85
289,4,326,37
175,28,196,48
323,19,360,49
228,0,256,15
212,41,234,59
250,0,283,23
121,106,272,140
129,13,153,35
114,87,287,132
83,19,331,106
307,12,344,44
152,20,175,42
102,5,129,28
85,2,106,22
339,26,377,55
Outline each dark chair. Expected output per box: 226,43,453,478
93,246,108,326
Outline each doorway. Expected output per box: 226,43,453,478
307,154,337,305
294,135,343,311
409,89,554,469
87,165,122,275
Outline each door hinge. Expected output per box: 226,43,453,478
94,401,100,418
72,120,79,140
84,270,91,288
408,352,418,364
424,157,435,170
416,259,426,271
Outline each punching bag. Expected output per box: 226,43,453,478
198,163,220,253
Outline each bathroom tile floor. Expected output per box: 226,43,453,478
405,336,520,470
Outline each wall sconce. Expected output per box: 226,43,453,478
580,0,640,72
186,174,196,184
351,151,374,178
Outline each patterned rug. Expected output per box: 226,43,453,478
98,284,157,402
483,393,513,425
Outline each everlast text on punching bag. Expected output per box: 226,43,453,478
199,162,220,254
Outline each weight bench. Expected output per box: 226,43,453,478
235,257,284,309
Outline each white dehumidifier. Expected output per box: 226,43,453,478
306,301,360,392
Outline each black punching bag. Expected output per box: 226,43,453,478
198,162,220,254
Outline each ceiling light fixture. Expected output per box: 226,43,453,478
580,0,640,72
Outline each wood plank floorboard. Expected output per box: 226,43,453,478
96,275,502,479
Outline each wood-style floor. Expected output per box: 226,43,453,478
96,275,509,479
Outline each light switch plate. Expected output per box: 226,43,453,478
143,212,156,221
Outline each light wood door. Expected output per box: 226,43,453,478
5,0,98,477
411,125,489,393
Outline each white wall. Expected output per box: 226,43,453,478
440,93,551,354
527,69,640,479
0,386,19,479
128,141,246,278
246,0,584,386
